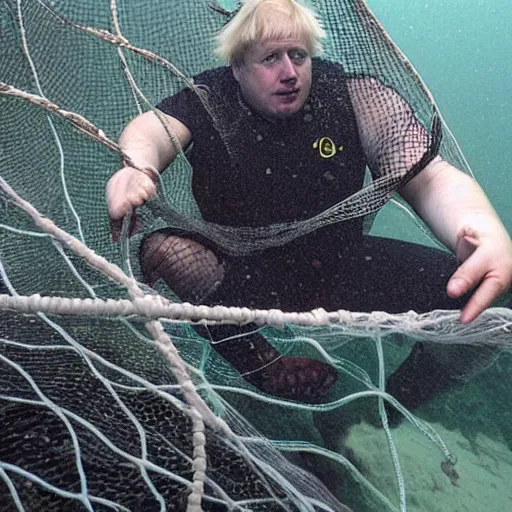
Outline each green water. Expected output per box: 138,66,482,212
367,0,511,230
1,2,510,511
346,5,512,511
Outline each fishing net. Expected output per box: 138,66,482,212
1,0,511,511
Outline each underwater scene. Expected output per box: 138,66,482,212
0,1,511,511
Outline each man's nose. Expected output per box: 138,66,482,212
279,55,298,82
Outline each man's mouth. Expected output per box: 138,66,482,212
275,88,299,96
275,89,299,104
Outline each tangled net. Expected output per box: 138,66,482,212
1,0,511,511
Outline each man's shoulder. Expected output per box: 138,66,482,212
311,58,350,103
193,65,235,90
157,65,235,121
312,58,346,79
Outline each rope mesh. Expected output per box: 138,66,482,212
1,1,511,511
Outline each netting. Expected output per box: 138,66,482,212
1,0,511,511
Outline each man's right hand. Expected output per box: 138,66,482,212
105,110,192,241
106,166,157,242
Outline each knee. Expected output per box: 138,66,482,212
140,230,225,303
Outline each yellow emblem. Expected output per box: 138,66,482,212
313,137,344,159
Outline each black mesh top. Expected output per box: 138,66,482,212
157,59,367,229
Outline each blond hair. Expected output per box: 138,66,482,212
214,0,325,65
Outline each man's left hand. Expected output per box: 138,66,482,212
447,225,512,323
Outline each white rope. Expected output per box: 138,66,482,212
1,292,511,343
0,176,230,440
16,0,85,243
375,335,407,511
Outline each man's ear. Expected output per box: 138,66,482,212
232,63,242,83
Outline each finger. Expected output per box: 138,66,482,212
126,191,150,208
135,176,157,202
455,232,479,264
446,257,484,299
459,276,506,323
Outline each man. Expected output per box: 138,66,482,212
106,0,512,416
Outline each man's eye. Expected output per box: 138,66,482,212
263,53,276,63
290,50,307,62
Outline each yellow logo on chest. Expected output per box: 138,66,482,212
313,137,344,159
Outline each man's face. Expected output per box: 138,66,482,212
233,38,312,121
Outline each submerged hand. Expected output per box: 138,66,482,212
447,226,512,323
106,166,157,241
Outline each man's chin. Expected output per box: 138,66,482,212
271,104,303,120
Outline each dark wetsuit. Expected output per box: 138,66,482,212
155,59,485,411
159,60,367,230
157,59,463,314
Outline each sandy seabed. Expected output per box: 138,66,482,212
345,421,512,512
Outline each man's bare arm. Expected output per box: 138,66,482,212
106,111,191,238
348,77,512,322
401,158,512,323
118,110,191,171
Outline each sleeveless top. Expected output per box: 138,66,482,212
157,59,367,240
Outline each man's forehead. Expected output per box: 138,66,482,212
250,38,309,55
